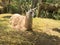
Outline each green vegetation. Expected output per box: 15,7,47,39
0,0,60,19
0,14,60,45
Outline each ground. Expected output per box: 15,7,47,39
0,14,60,45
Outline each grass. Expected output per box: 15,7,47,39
33,18,60,37
0,14,60,45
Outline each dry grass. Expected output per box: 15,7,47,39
33,18,60,29
0,14,60,45
0,14,12,18
33,18,60,37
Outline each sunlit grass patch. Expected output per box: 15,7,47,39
33,17,60,38
33,18,46,30
33,17,60,30
0,14,11,31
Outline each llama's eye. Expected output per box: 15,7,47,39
30,12,32,14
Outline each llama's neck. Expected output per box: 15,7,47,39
25,12,32,30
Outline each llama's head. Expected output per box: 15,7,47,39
26,8,36,17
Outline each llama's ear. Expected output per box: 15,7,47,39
32,7,37,11
29,7,37,11
26,7,37,13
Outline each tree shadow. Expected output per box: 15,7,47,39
52,28,60,33
16,30,60,45
0,30,60,45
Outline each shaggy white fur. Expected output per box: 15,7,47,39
10,8,36,31
10,14,27,31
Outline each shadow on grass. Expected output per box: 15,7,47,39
0,30,60,45
52,28,60,33
2,16,11,19
18,31,60,45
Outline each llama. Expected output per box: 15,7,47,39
10,8,36,31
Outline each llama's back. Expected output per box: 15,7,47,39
10,14,21,26
10,14,27,31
